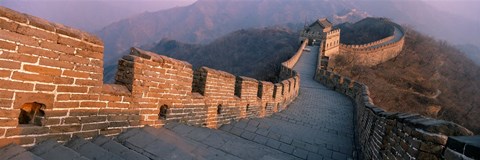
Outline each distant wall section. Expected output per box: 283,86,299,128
337,23,405,66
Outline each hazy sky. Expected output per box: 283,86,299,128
0,0,197,32
1,0,478,45
424,0,480,23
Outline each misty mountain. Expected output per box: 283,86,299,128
104,27,299,83
97,0,480,64
0,0,195,32
456,44,480,66
96,0,367,63
2,0,478,63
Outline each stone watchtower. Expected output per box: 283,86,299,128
300,18,340,57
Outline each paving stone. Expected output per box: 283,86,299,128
247,120,260,127
253,135,269,144
219,124,233,132
207,47,355,159
255,128,270,136
200,147,227,159
279,143,295,154
293,148,309,159
92,135,149,160
185,127,212,141
258,123,270,129
169,123,196,135
332,151,348,160
30,139,88,160
292,140,307,148
0,144,44,160
230,127,244,136
305,144,319,153
7,151,45,160
245,125,258,133
338,146,352,155
234,120,248,129
266,139,282,149
318,147,333,158
280,136,293,144
142,141,178,159
121,130,157,149
115,128,139,139
307,152,324,160
202,133,226,148
65,136,125,160
267,132,281,140
240,131,256,140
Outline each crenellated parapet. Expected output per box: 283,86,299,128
314,51,478,159
338,22,405,66
0,6,306,147
339,35,394,49
113,44,306,131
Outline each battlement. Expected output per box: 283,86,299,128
2,7,477,159
326,29,340,36
0,6,305,147
314,52,478,159
338,22,405,66
340,35,395,49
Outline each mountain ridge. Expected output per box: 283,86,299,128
96,0,366,62
96,0,479,65
104,27,299,83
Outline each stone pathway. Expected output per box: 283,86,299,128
215,46,356,160
0,46,356,160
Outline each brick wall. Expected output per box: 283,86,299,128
0,6,306,147
115,43,307,129
338,23,405,67
314,51,478,159
340,35,394,50
324,29,341,57
0,6,139,147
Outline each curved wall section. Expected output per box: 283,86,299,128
338,23,405,66
0,6,307,147
314,52,478,159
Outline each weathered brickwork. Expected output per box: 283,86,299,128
0,6,305,147
314,50,477,159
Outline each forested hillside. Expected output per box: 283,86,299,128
333,27,480,133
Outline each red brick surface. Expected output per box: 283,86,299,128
0,6,302,147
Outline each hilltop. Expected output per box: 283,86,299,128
336,17,394,45
333,26,480,133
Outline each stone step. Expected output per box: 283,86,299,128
91,135,149,160
165,123,298,160
64,136,125,160
116,126,207,159
0,144,44,160
29,139,88,160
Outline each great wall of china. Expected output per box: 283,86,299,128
0,6,302,146
0,6,478,160
315,49,477,159
338,22,405,66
